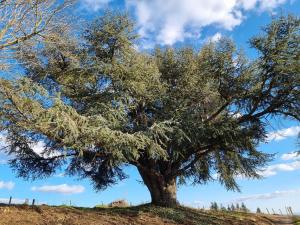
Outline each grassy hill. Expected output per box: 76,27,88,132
0,204,298,225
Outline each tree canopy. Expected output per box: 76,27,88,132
0,12,299,207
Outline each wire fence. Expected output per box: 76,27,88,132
0,196,38,206
0,196,296,216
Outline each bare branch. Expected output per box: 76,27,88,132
0,0,75,69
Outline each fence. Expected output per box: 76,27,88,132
264,207,294,216
0,196,37,206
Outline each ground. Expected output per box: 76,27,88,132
0,204,298,225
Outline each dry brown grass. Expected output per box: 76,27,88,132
0,204,297,225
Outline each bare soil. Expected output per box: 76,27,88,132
0,204,297,225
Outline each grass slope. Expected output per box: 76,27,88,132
0,204,298,225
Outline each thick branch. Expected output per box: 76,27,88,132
204,101,230,123
171,145,214,178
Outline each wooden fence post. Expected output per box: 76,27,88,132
32,199,35,206
285,206,290,215
8,196,12,205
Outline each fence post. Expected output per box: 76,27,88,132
8,196,12,205
32,199,35,206
266,208,270,214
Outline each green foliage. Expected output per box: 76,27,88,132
220,205,227,211
256,207,261,214
231,204,236,211
241,203,249,212
210,202,219,211
0,13,299,204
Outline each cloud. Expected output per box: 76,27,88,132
281,151,300,161
126,0,288,46
239,0,288,10
31,184,85,194
1,133,61,159
127,0,242,45
81,0,111,11
213,151,300,179
0,181,15,190
257,0,288,10
53,173,66,178
228,112,243,119
0,133,6,143
29,141,60,158
233,189,300,203
266,126,300,142
259,160,300,177
214,150,300,179
210,32,222,42
0,159,7,164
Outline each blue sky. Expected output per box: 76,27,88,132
0,0,300,214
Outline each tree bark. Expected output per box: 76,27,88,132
138,168,178,207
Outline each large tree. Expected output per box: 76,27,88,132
0,13,299,207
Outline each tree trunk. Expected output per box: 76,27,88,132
138,168,178,207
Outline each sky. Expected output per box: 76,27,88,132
0,0,300,214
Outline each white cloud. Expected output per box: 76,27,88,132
31,184,85,194
127,0,242,45
210,32,222,42
0,181,15,190
29,141,60,158
239,0,258,10
0,133,7,144
233,189,300,203
238,0,288,10
54,173,66,178
81,0,111,11
1,133,60,159
0,152,9,165
30,141,45,155
259,160,300,177
0,134,11,164
126,0,288,46
228,112,243,119
214,151,300,179
266,126,300,142
258,0,288,10
281,152,300,161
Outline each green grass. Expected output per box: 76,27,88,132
293,217,300,225
94,204,109,208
